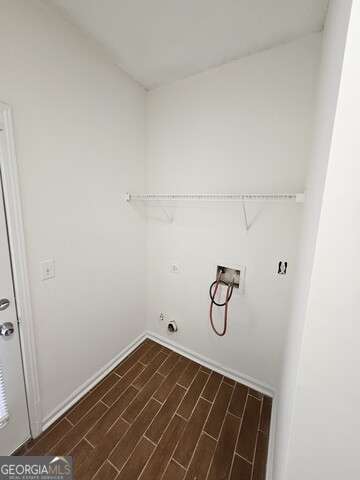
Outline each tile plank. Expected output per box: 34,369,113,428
146,384,186,443
140,343,164,365
51,402,105,455
177,361,201,388
116,437,155,480
86,385,138,446
132,351,168,389
177,370,209,419
259,396,272,435
252,431,270,480
162,460,186,480
67,373,118,424
153,357,189,403
230,454,252,480
223,377,236,386
138,415,186,480
93,460,118,480
115,340,153,376
102,362,144,407
71,439,94,477
203,382,233,439
158,351,180,376
122,373,164,423
207,413,241,480
76,417,129,480
110,398,162,471
202,371,223,402
173,398,211,468
26,418,73,455
249,388,263,400
236,395,262,462
228,383,248,417
184,433,217,480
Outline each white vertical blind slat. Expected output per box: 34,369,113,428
0,364,9,428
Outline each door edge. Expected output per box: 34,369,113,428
0,102,42,438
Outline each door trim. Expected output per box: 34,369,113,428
0,102,42,437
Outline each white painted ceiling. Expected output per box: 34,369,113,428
49,0,328,89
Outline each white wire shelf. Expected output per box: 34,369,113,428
124,192,305,203
124,192,305,230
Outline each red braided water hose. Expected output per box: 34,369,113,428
209,271,234,336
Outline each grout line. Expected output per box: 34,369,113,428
237,452,253,465
228,411,241,420
175,412,188,422
248,393,262,401
65,416,75,426
171,457,187,471
85,436,96,449
202,430,217,441
83,437,95,449
90,461,105,480
200,397,212,406
150,394,164,405
107,458,120,473
143,434,157,447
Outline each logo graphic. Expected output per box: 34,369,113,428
0,456,73,479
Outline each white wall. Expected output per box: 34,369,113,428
0,0,146,423
274,1,352,478
145,35,321,390
283,1,360,477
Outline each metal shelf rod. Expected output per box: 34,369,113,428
124,192,305,202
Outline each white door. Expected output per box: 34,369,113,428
0,130,30,454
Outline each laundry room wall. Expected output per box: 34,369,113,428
145,34,321,390
0,0,146,424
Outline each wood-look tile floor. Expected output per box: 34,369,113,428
17,339,272,480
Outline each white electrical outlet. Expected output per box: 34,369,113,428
41,259,55,281
159,312,166,321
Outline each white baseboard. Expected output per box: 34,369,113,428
145,331,275,398
41,332,146,432
266,394,277,480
